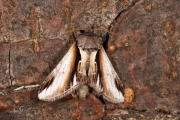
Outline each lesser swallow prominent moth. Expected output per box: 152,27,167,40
38,32,124,103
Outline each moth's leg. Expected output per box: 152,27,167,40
71,91,78,99
70,81,77,98
88,51,98,82
77,48,89,83
71,73,78,98
91,73,104,96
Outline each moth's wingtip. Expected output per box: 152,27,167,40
38,92,43,100
103,92,125,104
38,91,60,102
118,92,125,103
38,91,48,101
119,96,125,103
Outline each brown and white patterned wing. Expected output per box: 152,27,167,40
38,42,80,101
99,46,124,103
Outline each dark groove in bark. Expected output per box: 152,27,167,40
109,0,139,29
104,0,139,48
9,43,12,86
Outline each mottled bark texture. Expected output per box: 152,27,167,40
0,0,179,119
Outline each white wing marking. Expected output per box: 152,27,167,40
96,74,100,87
73,73,77,86
99,46,124,103
38,42,79,101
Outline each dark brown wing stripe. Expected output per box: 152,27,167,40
40,77,55,92
115,77,125,95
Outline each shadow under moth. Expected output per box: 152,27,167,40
38,31,124,103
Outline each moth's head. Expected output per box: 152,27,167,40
76,33,102,52
65,27,109,51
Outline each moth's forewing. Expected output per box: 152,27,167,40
99,46,124,103
88,51,103,95
38,42,79,101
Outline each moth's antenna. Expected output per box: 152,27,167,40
64,27,117,36
92,28,117,35
92,28,110,33
64,28,87,34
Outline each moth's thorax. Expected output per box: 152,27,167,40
77,85,89,99
77,34,102,52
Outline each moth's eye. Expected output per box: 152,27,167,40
80,30,85,33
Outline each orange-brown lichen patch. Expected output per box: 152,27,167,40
33,39,40,55
115,40,123,48
64,7,71,21
0,102,8,111
124,88,134,104
144,0,152,11
124,42,129,47
107,45,115,52
14,98,20,104
172,71,178,78
145,5,152,11
102,1,107,7
72,111,81,120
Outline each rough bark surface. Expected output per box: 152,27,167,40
0,0,179,119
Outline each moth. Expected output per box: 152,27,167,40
38,31,124,103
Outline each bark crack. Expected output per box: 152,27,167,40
105,0,139,49
9,43,12,86
109,0,139,29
